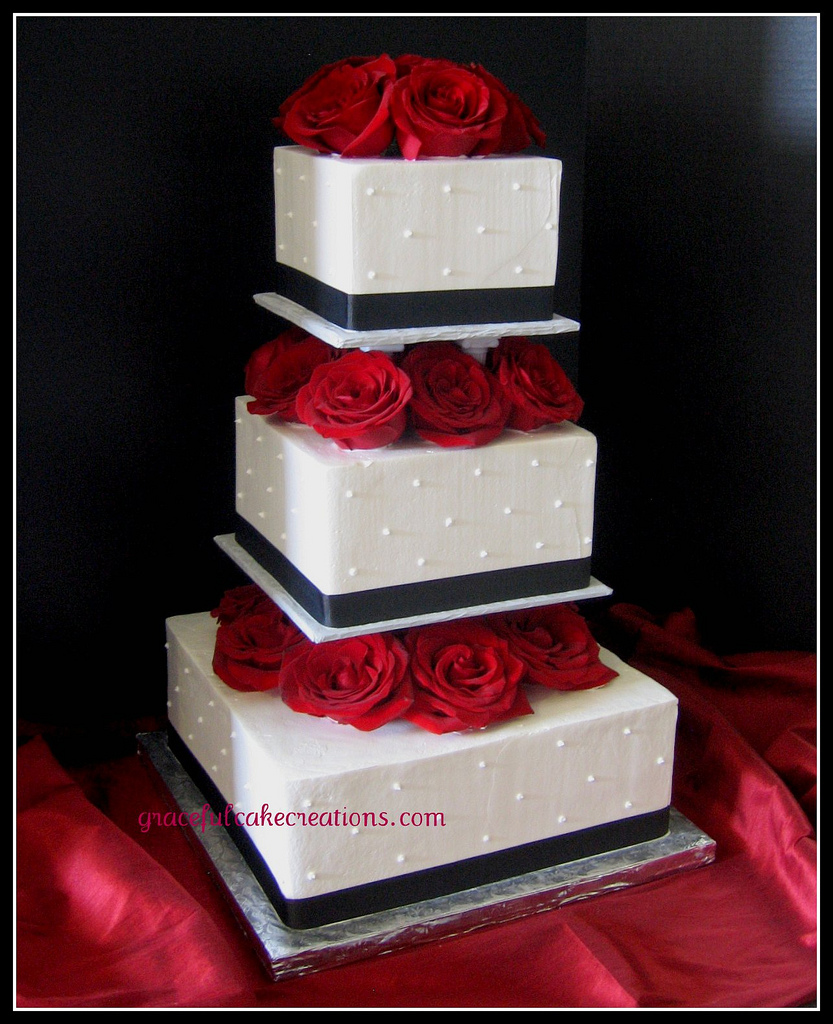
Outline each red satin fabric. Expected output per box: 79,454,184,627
16,605,817,1007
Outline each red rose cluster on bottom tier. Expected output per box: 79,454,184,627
210,585,618,735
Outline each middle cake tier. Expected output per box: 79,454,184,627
235,395,597,629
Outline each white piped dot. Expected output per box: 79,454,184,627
236,491,244,499
312,220,318,228
623,727,632,735
166,700,172,708
230,731,237,739
482,835,490,843
625,801,633,809
280,532,287,540
403,228,413,238
187,733,194,741
531,458,540,467
345,489,354,498
265,486,273,493
535,541,545,549
306,871,316,880
257,511,265,519
478,761,487,769
556,739,565,748
476,225,486,234
514,265,524,274
656,757,666,765
545,221,554,230
220,748,227,756
351,827,360,835
277,243,285,251
183,667,190,675
286,210,293,218
277,452,284,460
397,854,405,863
442,267,452,276
584,536,592,545
367,270,376,280
416,557,426,566
512,182,521,191
504,507,512,515
366,187,375,195
412,478,421,487
587,775,596,783
245,467,252,475
392,782,401,791
479,550,488,558
554,499,563,508
302,800,312,808
474,467,482,477
382,527,391,536
298,174,306,181
585,458,595,467
516,793,524,801
302,255,308,264
348,567,358,577
173,685,180,693
444,517,453,527
558,815,567,823
442,184,452,193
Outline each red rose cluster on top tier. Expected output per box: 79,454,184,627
244,331,583,451
274,53,545,160
210,585,618,734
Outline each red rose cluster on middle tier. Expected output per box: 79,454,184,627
245,330,584,451
210,585,618,735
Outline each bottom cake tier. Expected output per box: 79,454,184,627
166,612,678,930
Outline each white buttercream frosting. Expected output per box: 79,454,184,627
273,147,562,296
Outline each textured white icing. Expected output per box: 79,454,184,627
166,612,678,902
273,147,562,296
235,397,597,596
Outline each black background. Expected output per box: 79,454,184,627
16,16,817,748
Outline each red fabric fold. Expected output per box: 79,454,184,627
16,737,248,1008
16,605,818,1007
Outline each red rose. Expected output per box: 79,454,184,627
210,584,275,626
274,54,397,158
488,604,618,691
469,63,546,152
488,337,584,431
212,605,306,693
390,58,509,159
295,349,413,450
401,342,510,448
280,633,412,731
245,329,337,420
403,621,531,734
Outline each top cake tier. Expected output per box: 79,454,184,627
273,147,562,331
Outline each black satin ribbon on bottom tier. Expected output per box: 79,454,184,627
275,264,555,331
235,519,592,629
168,729,671,931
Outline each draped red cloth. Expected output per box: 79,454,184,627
16,605,817,1008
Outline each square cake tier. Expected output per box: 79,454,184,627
273,146,562,330
235,396,597,629
166,611,677,930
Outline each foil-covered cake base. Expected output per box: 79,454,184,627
138,731,716,982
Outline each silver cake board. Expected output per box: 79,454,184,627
138,731,716,983
253,292,581,353
215,533,613,644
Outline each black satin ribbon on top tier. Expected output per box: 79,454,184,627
275,264,555,331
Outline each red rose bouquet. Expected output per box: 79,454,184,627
402,620,531,734
275,53,545,160
488,603,618,691
245,327,337,419
488,336,584,430
401,342,511,448
279,632,413,731
295,349,413,450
